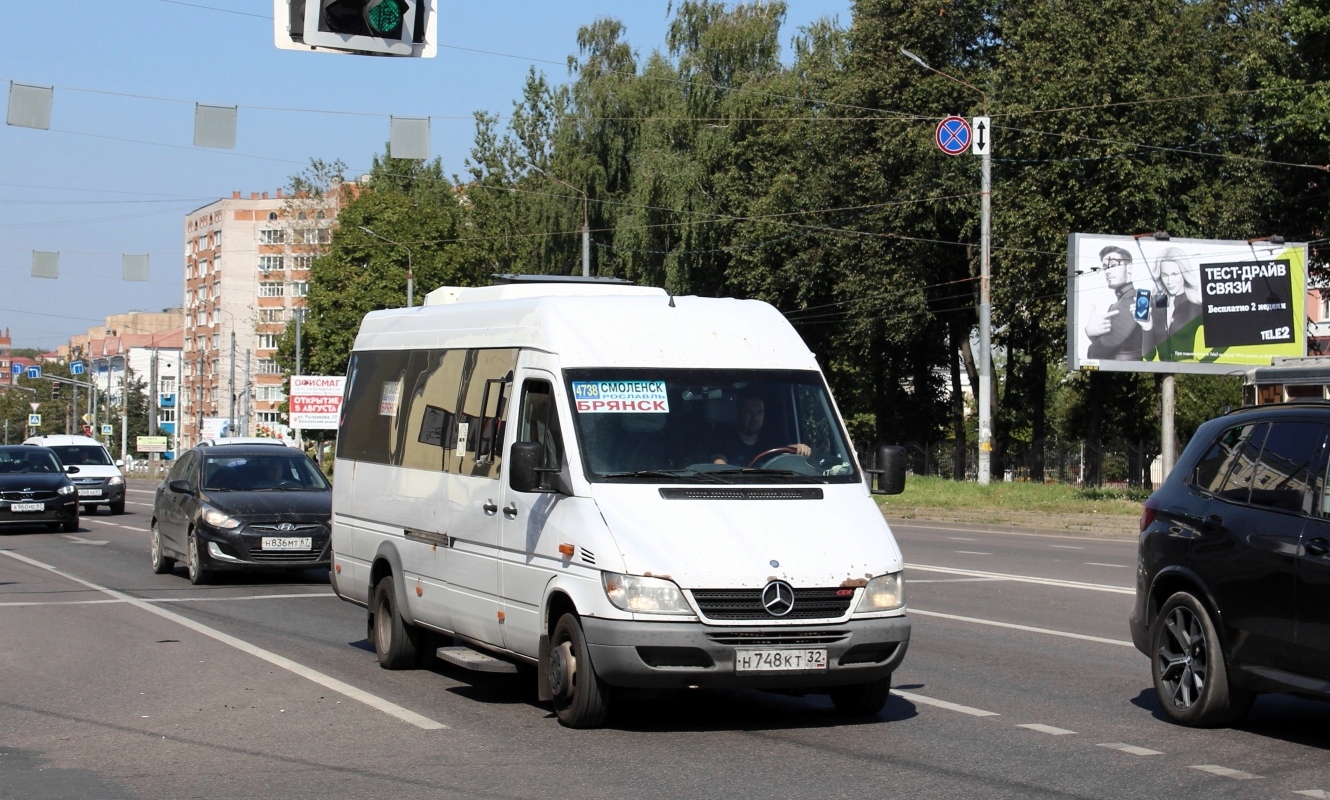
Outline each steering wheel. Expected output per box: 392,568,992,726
275,479,302,489
747,447,799,469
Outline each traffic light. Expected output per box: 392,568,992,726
274,0,437,57
50,381,61,400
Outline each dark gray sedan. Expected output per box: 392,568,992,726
150,444,332,584
0,445,80,533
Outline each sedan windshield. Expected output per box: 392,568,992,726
202,454,330,492
49,445,113,466
565,369,861,484
0,448,64,474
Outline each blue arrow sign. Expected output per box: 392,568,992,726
10,364,19,376
935,116,971,156
70,361,85,375
26,366,41,379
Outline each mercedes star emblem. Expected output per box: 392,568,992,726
761,580,795,617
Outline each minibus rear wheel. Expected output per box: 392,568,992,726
829,675,891,716
549,613,611,728
372,575,422,669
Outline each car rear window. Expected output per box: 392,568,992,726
1194,423,1260,496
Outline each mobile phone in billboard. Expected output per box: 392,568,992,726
1134,288,1151,321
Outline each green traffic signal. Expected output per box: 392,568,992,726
366,0,404,35
320,0,405,38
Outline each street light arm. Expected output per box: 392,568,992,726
357,225,415,308
899,47,987,113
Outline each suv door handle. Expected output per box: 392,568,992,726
482,500,498,516
1307,537,1330,557
502,502,518,519
1202,514,1223,532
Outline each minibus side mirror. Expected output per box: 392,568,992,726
510,442,564,494
867,445,906,495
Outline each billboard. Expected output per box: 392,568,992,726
289,375,346,430
1068,234,1309,374
136,435,168,453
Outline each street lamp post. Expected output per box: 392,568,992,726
358,226,414,308
525,164,590,278
903,48,994,485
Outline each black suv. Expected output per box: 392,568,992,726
1131,402,1330,725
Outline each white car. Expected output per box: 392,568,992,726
196,437,298,448
23,434,126,515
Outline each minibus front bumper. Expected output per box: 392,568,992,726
580,614,910,689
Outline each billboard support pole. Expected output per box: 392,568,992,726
1161,374,1176,480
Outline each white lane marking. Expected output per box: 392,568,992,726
908,578,1007,584
1190,765,1260,780
1051,545,1085,550
911,608,1133,647
0,592,336,607
60,535,108,546
889,521,1134,544
127,501,154,508
1293,791,1329,798
891,689,999,717
1084,562,1130,569
127,489,156,495
1017,723,1075,735
907,563,1133,595
948,537,978,541
0,550,445,730
953,551,992,556
1098,743,1162,756
86,521,147,532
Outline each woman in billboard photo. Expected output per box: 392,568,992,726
1141,247,1202,361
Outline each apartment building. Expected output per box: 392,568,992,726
83,329,183,457
180,189,340,447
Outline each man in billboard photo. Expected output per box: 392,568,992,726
1142,247,1202,360
1084,246,1144,360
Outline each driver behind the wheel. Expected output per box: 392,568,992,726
710,393,811,467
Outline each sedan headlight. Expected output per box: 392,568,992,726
855,572,904,613
601,572,692,614
57,484,77,496
107,476,124,486
200,506,242,530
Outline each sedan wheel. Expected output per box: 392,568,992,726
150,523,175,575
187,532,209,585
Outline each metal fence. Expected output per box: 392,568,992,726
878,438,1161,489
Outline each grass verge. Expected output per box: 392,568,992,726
877,475,1146,517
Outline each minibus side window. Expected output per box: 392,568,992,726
452,349,518,480
517,380,564,490
399,349,466,471
338,350,414,464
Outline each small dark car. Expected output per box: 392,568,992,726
0,445,80,532
150,443,332,584
1131,402,1330,725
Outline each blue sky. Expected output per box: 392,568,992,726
0,1,852,349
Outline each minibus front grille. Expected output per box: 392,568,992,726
690,588,853,621
658,488,823,500
706,630,849,646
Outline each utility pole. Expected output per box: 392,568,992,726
524,164,590,277
1161,375,1176,478
228,331,236,438
119,357,127,463
150,345,159,472
243,349,251,437
294,308,304,448
357,226,414,307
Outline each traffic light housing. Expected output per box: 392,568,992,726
50,381,61,400
274,0,437,57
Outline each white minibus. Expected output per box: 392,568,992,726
331,277,910,727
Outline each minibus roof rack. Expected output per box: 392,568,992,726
490,273,635,286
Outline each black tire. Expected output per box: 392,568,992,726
1152,591,1255,726
83,505,97,516
371,575,422,669
829,675,892,716
47,522,61,532
150,522,175,575
186,532,210,585
548,613,611,728
62,513,79,533
109,500,125,515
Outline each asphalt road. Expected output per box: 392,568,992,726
1,483,1328,799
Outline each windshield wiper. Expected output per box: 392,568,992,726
599,469,729,484
708,468,828,483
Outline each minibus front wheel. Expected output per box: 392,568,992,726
549,613,611,728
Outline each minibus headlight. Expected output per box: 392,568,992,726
200,506,242,530
601,572,692,614
855,572,904,612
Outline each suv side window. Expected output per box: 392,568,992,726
1249,421,1328,514
1194,423,1258,495
1214,422,1269,504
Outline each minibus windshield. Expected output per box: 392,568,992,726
565,369,861,484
